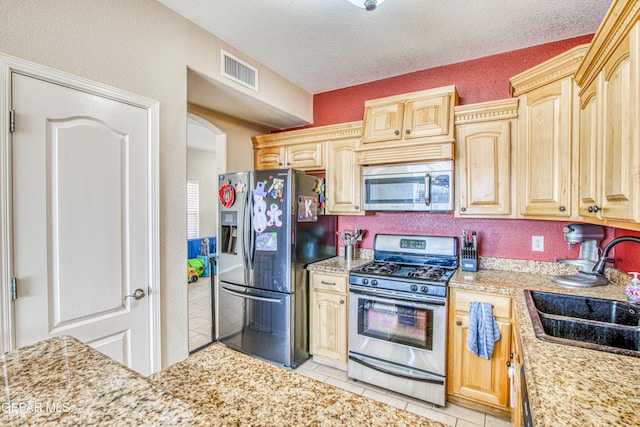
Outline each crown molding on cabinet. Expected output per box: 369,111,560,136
252,121,362,148
510,44,589,96
454,98,519,125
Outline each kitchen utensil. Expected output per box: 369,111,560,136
461,229,478,272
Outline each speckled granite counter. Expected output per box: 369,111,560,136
306,255,371,275
151,343,445,427
311,255,640,425
450,263,640,427
2,333,445,426
0,335,212,426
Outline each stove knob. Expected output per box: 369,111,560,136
421,286,429,293
371,280,378,286
362,278,369,285
410,284,418,292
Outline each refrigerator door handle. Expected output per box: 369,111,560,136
242,188,251,285
221,286,282,304
249,192,256,271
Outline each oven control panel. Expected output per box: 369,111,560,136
400,238,426,250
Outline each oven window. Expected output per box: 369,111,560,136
357,298,433,350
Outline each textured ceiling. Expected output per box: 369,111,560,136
160,0,610,94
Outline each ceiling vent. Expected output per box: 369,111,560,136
221,50,258,91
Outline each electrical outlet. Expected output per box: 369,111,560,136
532,236,544,252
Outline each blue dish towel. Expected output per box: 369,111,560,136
466,302,501,360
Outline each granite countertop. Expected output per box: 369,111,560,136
307,255,371,275
151,344,445,427
449,262,640,427
6,257,637,426
0,335,213,426
309,255,640,426
1,333,444,426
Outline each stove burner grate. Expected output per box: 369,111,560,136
407,266,446,280
359,261,401,275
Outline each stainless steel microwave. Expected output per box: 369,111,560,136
362,161,454,212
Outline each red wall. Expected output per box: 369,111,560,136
310,35,640,274
313,35,594,125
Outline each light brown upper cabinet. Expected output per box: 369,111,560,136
325,138,363,215
575,0,640,227
510,45,588,220
252,121,364,215
254,141,324,171
357,86,458,165
454,99,518,217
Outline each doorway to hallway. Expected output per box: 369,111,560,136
187,114,226,352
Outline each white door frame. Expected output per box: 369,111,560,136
187,112,228,174
0,53,161,373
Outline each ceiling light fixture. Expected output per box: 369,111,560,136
347,0,385,11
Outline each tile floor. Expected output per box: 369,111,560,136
188,280,511,426
297,359,512,427
188,278,214,352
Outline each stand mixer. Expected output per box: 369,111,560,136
552,224,606,287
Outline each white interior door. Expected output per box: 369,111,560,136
10,72,152,374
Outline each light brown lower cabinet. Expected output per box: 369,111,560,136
448,288,513,413
510,321,524,426
309,271,348,369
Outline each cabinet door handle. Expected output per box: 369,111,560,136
405,129,411,135
394,130,400,136
456,321,462,326
340,299,345,304
321,281,337,286
559,206,566,212
460,207,467,212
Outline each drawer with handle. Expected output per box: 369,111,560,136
311,272,348,293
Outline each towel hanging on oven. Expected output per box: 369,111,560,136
466,302,501,359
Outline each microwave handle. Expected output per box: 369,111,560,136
424,174,431,205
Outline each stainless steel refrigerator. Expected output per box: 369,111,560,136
216,169,336,368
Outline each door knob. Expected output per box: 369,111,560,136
123,288,146,301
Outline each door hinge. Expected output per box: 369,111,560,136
11,277,17,301
9,109,15,133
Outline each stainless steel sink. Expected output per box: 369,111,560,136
524,290,640,357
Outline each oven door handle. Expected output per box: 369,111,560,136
348,354,444,385
349,286,446,307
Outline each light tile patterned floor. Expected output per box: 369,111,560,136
188,278,214,352
297,359,512,427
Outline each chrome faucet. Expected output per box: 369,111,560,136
592,236,640,275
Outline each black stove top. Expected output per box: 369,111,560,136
349,234,458,299
352,260,455,283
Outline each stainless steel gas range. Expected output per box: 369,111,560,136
347,234,458,406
